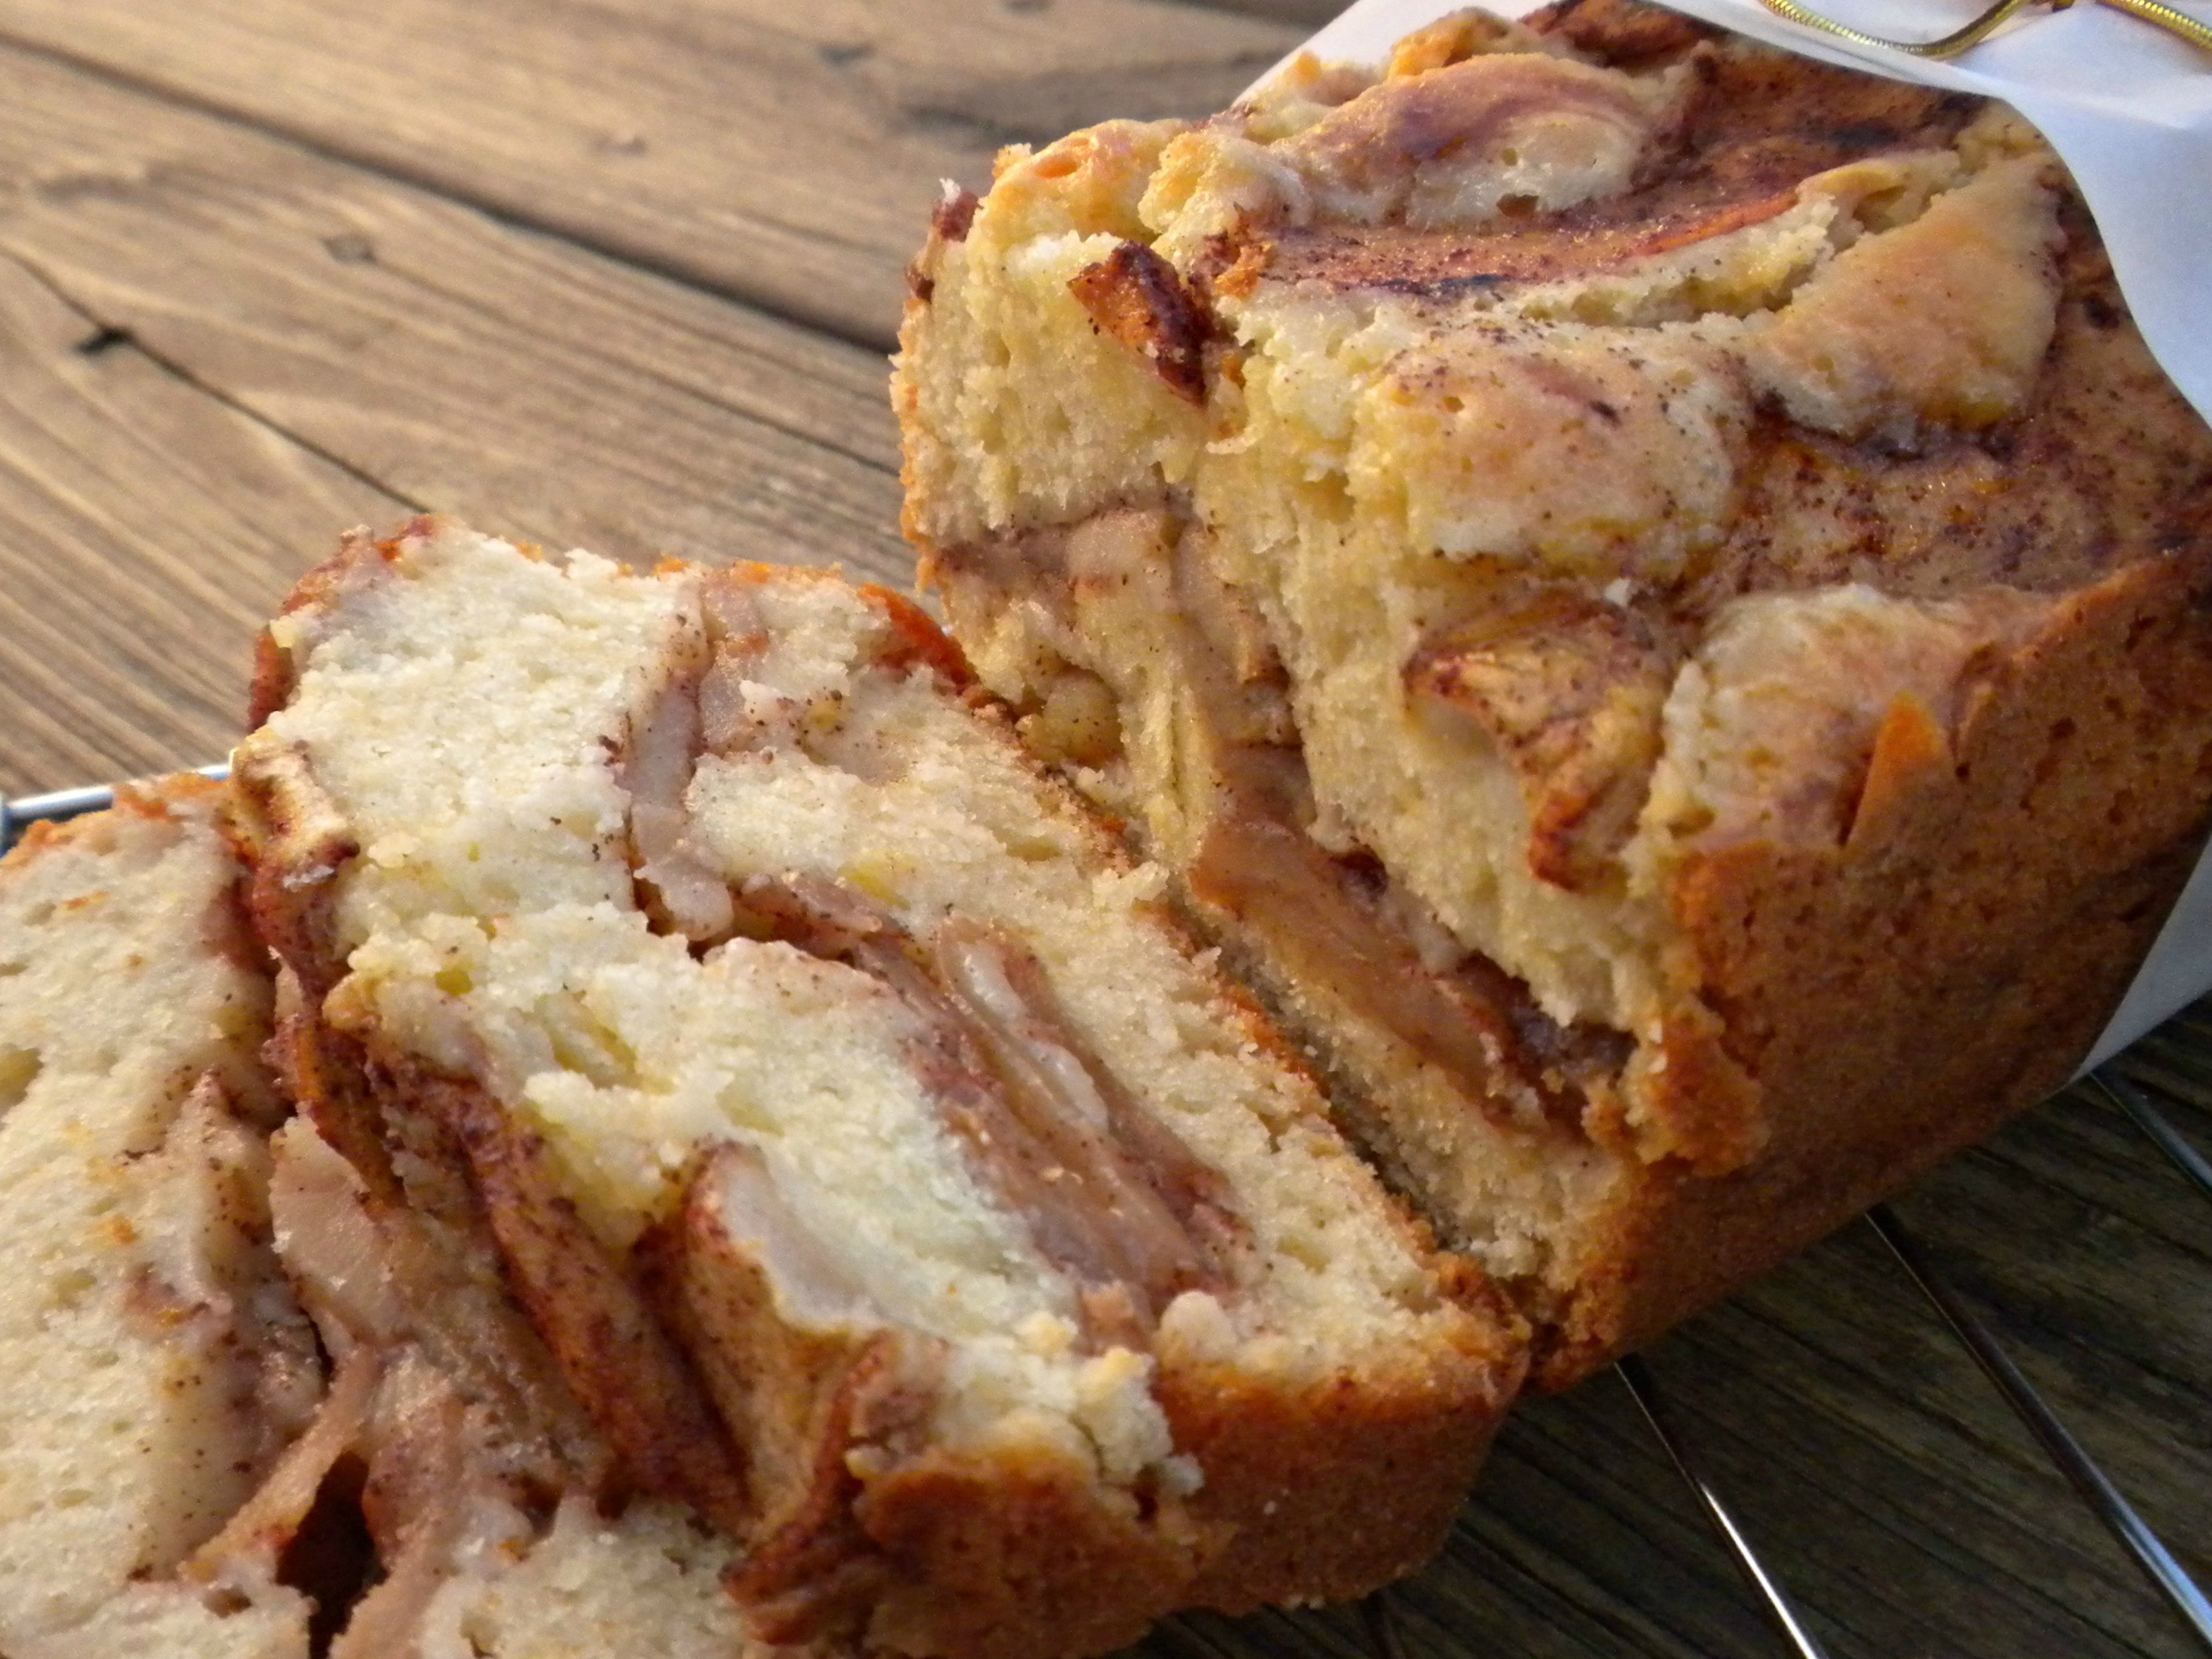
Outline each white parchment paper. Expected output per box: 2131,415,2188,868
1257,0,2212,1067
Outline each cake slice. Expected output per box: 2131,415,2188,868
893,0,2212,1384
0,778,323,1656
0,777,751,1657
229,516,1524,1659
239,1112,750,1659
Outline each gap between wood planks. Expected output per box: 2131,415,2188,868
1181,0,1349,23
8,245,430,514
0,0,1304,354
0,32,910,792
0,245,405,792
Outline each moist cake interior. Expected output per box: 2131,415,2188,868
233,522,1521,1657
895,0,2212,1367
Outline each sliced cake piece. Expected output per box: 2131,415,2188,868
0,777,752,1658
0,778,322,1657
893,0,2212,1384
230,517,1525,1659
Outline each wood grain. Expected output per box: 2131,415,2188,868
0,39,908,571
0,37,913,796
0,249,400,794
0,0,1302,349
1150,1056,2212,1659
1182,0,1349,24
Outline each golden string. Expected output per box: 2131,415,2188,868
1757,0,2211,59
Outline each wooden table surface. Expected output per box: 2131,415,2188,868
0,2,2205,1655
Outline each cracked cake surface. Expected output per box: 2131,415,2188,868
892,0,2212,1381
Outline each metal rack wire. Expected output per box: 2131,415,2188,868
1583,1077,2212,1657
3,766,2208,1659
0,767,231,848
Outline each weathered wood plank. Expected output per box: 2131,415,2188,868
1655,1178,2209,1659
1519,1067,2212,1659
0,250,402,794
0,35,911,724
0,0,1302,348
1162,1047,2189,1659
1182,0,1347,26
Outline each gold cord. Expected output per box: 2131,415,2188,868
1757,0,2210,59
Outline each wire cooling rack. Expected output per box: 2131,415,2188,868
3,768,2207,1659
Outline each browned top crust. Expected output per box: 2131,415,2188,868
902,0,2212,627
1261,16,1980,295
1692,196,2212,607
1069,243,1211,405
1213,4,2208,613
1028,0,2211,896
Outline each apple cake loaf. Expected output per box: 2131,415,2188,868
0,778,750,1657
893,0,2212,1384
229,517,1524,1659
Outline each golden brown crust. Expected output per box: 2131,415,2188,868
1067,242,1211,406
732,1319,1525,1659
836,1438,1203,1659
1167,1257,1522,1612
1702,218,2212,606
1257,30,1978,293
922,511,2212,1386
1547,551,2212,1379
1530,0,1708,66
893,0,2212,1401
1191,555,2212,1389
724,1324,1211,1659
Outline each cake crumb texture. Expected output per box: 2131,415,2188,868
893,0,2212,1382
